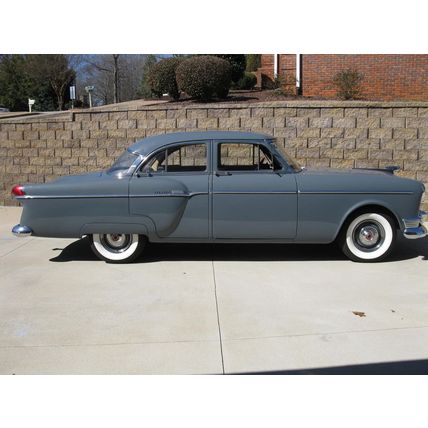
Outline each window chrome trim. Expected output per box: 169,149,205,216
134,141,209,176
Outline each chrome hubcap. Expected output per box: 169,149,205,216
353,221,385,252
358,226,379,246
101,234,132,253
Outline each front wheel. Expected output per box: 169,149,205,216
90,233,146,263
339,212,396,262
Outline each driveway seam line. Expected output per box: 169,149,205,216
0,338,220,349
222,324,428,342
0,239,33,258
212,259,225,375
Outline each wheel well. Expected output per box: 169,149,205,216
340,204,400,235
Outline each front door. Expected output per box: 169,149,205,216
212,141,298,239
129,141,210,238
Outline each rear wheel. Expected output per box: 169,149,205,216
339,211,396,262
90,233,146,263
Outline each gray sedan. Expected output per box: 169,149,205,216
11,131,427,263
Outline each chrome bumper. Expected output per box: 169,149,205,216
403,211,427,239
12,224,33,238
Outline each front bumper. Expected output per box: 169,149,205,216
403,211,427,239
12,224,33,238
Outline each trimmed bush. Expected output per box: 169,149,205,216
237,72,257,90
176,56,232,101
148,57,181,100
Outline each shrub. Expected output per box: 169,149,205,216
245,54,261,72
176,56,232,101
237,71,257,90
213,54,246,84
148,57,181,100
333,68,364,100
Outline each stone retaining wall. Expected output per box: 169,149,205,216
1,101,427,209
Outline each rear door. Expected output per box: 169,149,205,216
129,141,210,238
212,140,297,239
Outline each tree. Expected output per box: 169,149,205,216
28,55,75,110
78,54,148,105
246,54,261,72
0,54,75,111
138,55,158,99
83,55,121,104
0,55,30,111
213,55,246,84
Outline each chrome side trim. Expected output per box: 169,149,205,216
212,191,296,195
131,192,207,198
16,195,129,200
12,224,32,237
17,192,208,200
299,191,414,195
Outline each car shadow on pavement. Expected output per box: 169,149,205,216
235,358,428,375
49,236,428,263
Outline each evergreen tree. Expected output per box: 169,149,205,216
0,55,31,111
138,55,158,98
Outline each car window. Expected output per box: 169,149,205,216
107,150,139,174
217,143,280,171
141,143,207,173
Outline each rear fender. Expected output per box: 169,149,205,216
80,223,149,237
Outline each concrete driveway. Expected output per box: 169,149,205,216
1,206,428,374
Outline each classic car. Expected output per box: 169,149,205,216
11,131,427,263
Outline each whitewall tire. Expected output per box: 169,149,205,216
90,233,146,263
340,212,396,262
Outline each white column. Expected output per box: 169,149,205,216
296,54,301,88
273,54,278,78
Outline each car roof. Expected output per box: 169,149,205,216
128,131,273,156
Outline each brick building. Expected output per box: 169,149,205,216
257,55,428,101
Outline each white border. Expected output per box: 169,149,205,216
1,0,427,53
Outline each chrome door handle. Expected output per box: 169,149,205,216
215,171,232,176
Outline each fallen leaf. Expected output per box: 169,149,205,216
352,311,366,317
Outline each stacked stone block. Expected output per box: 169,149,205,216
1,102,427,209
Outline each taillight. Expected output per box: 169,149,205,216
11,185,25,197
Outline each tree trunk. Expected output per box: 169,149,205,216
113,54,119,104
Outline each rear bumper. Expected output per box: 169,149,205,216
12,224,33,238
403,211,427,239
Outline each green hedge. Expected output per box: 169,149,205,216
148,57,182,100
176,56,232,101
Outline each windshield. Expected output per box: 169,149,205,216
270,140,302,171
107,150,138,174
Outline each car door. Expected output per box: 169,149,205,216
212,140,298,239
129,141,210,238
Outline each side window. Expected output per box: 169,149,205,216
141,143,207,173
217,143,280,171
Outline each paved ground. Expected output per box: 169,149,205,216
1,206,428,374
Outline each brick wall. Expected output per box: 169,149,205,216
260,55,428,100
1,101,428,209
